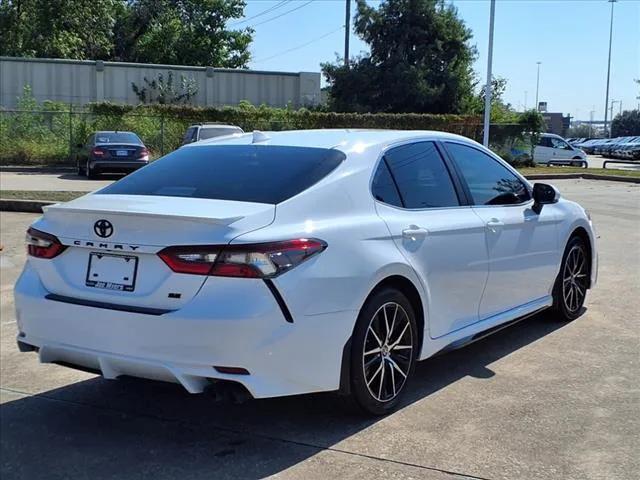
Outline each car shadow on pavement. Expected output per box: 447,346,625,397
0,309,571,479
57,173,125,181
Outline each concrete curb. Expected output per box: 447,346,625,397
526,173,640,184
1,166,74,173
0,199,55,213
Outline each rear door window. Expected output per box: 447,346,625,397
100,145,346,205
382,141,460,208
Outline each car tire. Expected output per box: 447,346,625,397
349,287,418,416
86,161,97,179
552,236,589,322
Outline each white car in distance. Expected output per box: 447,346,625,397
534,133,588,166
15,129,597,415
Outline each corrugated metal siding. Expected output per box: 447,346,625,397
0,57,320,108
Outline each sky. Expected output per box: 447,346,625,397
240,0,640,120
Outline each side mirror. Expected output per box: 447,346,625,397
532,183,560,214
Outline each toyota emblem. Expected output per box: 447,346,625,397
94,219,114,238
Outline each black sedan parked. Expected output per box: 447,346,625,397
76,131,149,178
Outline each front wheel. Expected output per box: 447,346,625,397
552,236,589,321
349,288,418,415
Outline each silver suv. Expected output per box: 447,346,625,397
182,123,244,145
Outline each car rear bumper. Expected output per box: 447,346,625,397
89,160,148,172
14,263,355,398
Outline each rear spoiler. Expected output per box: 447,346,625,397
43,204,243,226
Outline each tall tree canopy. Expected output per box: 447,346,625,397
0,0,253,68
322,0,477,114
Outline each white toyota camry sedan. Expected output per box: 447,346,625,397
15,129,597,415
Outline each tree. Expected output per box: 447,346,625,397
464,76,516,122
322,0,477,114
113,0,253,67
0,0,117,59
565,124,594,138
611,110,640,137
0,0,253,68
132,71,199,104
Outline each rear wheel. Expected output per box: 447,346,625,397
349,288,417,415
86,161,97,179
552,236,589,321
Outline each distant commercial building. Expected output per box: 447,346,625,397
0,57,321,108
541,112,571,137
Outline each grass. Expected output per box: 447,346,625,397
0,190,85,202
517,166,640,178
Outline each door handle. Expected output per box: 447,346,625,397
402,225,428,241
486,218,504,233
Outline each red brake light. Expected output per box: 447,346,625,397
26,227,66,259
158,239,327,278
92,147,105,156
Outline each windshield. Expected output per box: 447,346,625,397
199,127,242,140
95,132,143,145
99,145,346,204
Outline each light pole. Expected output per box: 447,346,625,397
482,0,496,147
344,0,351,67
524,90,528,111
603,0,617,137
535,61,541,111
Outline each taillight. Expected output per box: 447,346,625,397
139,147,149,161
92,147,105,156
158,239,327,278
26,227,66,259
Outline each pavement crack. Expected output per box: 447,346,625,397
0,385,492,480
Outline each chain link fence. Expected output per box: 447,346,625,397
0,108,534,166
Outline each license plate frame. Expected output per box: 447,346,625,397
85,252,138,292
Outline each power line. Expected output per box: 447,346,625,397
249,0,315,28
230,1,291,27
252,25,344,63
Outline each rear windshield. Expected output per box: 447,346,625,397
199,127,242,140
95,132,142,145
99,145,346,204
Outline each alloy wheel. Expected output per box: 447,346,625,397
562,245,588,313
362,302,413,403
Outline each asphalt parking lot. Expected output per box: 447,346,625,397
0,179,638,480
1,156,639,193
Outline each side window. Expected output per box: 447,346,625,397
371,161,403,207
538,137,552,147
383,142,459,209
445,142,531,206
183,128,195,143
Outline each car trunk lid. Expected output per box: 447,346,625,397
30,194,275,310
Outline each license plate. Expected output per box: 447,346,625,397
116,150,128,156
86,253,138,292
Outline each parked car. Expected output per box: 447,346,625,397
76,131,149,179
17,129,597,415
607,137,639,159
182,123,244,145
533,133,587,165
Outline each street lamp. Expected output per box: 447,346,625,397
603,0,617,137
482,0,496,147
535,62,541,111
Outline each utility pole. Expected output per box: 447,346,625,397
535,62,541,111
524,90,528,111
344,0,351,67
589,109,595,137
482,0,496,147
603,0,617,138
